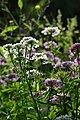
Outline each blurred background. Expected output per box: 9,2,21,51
0,0,80,45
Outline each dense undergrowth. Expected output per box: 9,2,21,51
0,0,80,120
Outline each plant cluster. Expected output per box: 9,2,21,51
0,26,80,120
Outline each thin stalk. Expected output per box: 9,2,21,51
75,83,79,120
26,79,41,119
75,50,80,120
5,5,19,26
23,45,41,119
8,48,25,111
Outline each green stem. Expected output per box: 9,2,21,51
75,50,80,120
75,83,79,120
25,77,41,119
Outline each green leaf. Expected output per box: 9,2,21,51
73,79,80,83
26,114,37,120
1,88,15,93
0,110,7,115
0,26,18,35
18,0,23,10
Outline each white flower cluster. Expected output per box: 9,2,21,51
2,44,13,58
20,37,39,50
31,52,48,61
2,37,39,58
2,37,49,64
26,69,43,77
2,43,12,50
41,27,60,37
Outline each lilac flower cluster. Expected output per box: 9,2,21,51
4,73,19,81
0,73,19,87
49,93,69,104
53,59,79,69
53,57,61,68
43,78,62,89
68,43,80,66
43,41,58,49
0,55,7,66
46,52,54,62
61,61,75,68
68,43,80,57
33,90,45,97
0,79,7,87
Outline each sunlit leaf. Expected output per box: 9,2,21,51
0,26,18,35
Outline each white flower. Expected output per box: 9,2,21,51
20,36,39,45
20,36,39,50
2,44,12,51
26,69,43,78
41,27,60,37
12,43,23,49
2,44,12,58
31,52,48,61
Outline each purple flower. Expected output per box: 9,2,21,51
68,43,80,56
0,79,7,87
73,58,79,66
69,71,78,79
4,73,19,81
46,52,54,62
49,93,69,104
43,41,58,49
61,61,74,68
9,67,17,71
0,55,8,66
53,57,61,68
57,93,66,98
25,49,36,58
43,42,49,49
43,78,62,89
52,41,58,48
33,90,44,97
49,95,58,103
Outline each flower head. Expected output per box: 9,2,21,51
41,27,60,37
68,43,80,56
2,44,12,51
20,36,39,49
46,52,54,62
31,52,48,61
43,78,62,89
61,61,74,68
0,79,7,87
43,41,58,49
53,57,61,68
0,55,8,66
4,73,19,82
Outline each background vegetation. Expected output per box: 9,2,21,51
0,0,80,120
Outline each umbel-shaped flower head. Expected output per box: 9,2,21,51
20,36,39,50
41,27,60,37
